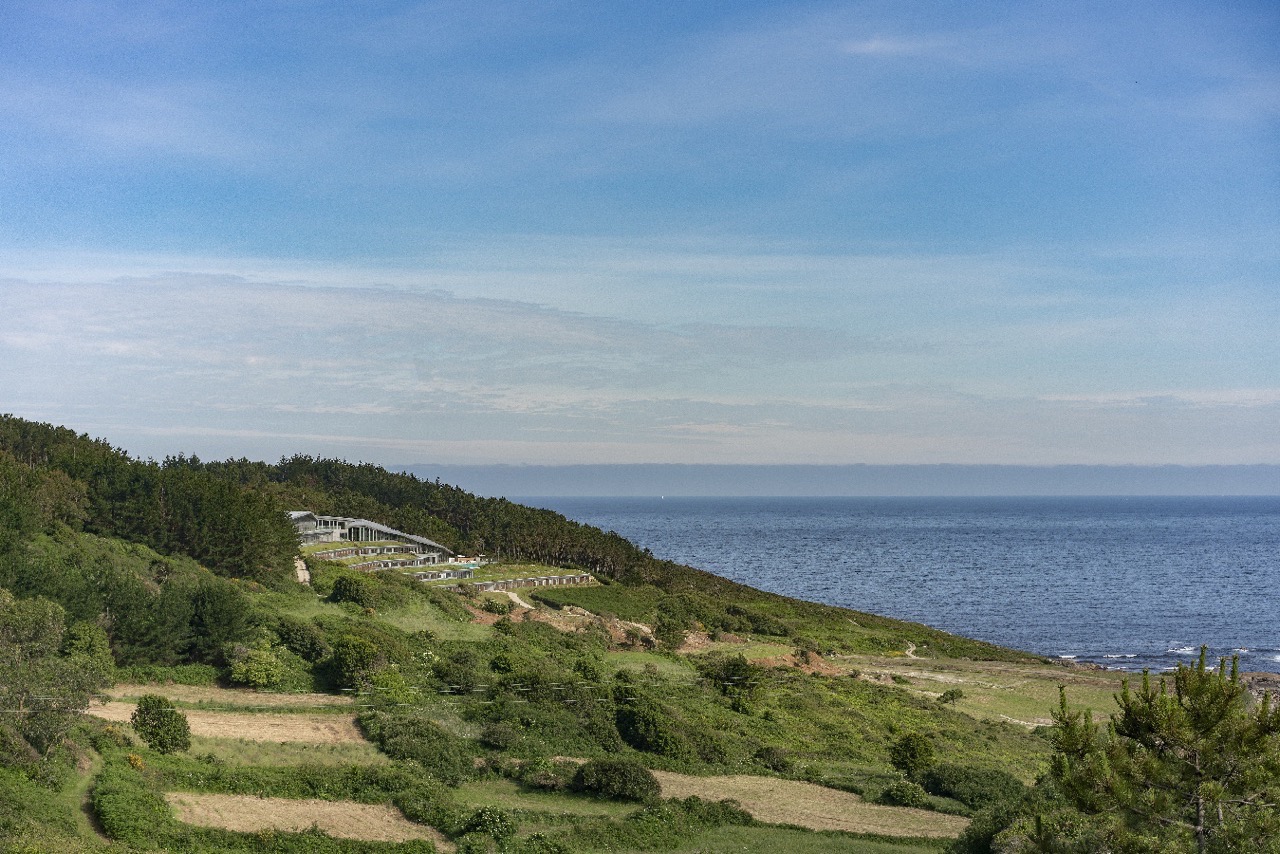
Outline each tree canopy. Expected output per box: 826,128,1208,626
1044,649,1280,853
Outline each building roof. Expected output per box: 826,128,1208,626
288,511,454,556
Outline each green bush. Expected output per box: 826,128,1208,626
877,778,930,809
462,805,516,841
228,640,285,689
615,696,691,759
889,732,935,781
328,635,382,689
754,745,794,773
130,695,190,754
480,597,512,615
938,688,965,704
518,758,577,792
514,833,570,854
572,758,660,803
274,615,331,661
479,722,519,750
330,573,380,608
90,764,175,844
922,763,1026,811
358,711,474,785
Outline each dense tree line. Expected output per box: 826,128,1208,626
0,415,296,580
206,454,656,575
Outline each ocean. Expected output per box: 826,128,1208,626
521,496,1280,674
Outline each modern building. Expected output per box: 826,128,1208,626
288,511,455,564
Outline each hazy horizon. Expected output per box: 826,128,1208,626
401,463,1280,498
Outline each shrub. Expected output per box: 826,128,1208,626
889,732,935,781
615,697,690,759
329,574,379,608
481,598,512,615
129,695,190,754
462,806,516,841
572,758,660,803
358,711,474,785
518,758,576,792
479,722,519,750
327,635,381,689
938,688,965,705
922,763,1026,811
754,745,794,773
877,779,930,809
228,641,285,689
273,615,331,662
515,833,570,854
91,765,174,844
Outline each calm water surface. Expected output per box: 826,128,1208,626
522,497,1280,674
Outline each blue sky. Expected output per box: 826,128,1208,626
1,1,1277,466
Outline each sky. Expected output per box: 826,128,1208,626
1,1,1277,468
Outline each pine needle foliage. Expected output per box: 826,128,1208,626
1049,648,1280,854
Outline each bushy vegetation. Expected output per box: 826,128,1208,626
877,779,930,809
130,694,192,754
920,763,1024,812
572,758,661,802
5,413,1189,853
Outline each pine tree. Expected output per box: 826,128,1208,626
1049,648,1280,853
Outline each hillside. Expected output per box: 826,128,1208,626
0,415,1151,853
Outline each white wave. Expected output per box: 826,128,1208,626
1102,654,1138,659
1057,654,1077,660
1168,646,1197,655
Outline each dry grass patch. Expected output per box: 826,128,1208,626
831,656,1127,728
109,683,352,709
650,771,968,839
165,792,450,848
186,736,388,765
88,702,364,744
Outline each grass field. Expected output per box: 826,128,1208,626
836,655,1128,728
650,772,969,839
107,682,353,711
375,596,493,641
669,826,945,854
88,702,365,744
186,736,389,766
165,792,450,846
453,779,638,818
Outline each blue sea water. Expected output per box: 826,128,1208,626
522,496,1280,674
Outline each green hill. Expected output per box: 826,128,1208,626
0,414,1150,853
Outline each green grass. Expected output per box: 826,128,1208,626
531,583,667,623
187,737,389,766
606,650,697,680
837,654,1128,729
686,639,796,660
375,596,491,641
453,779,638,818
667,825,944,853
0,762,109,853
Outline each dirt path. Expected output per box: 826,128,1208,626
165,793,451,848
506,590,534,609
88,702,364,744
650,771,968,838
